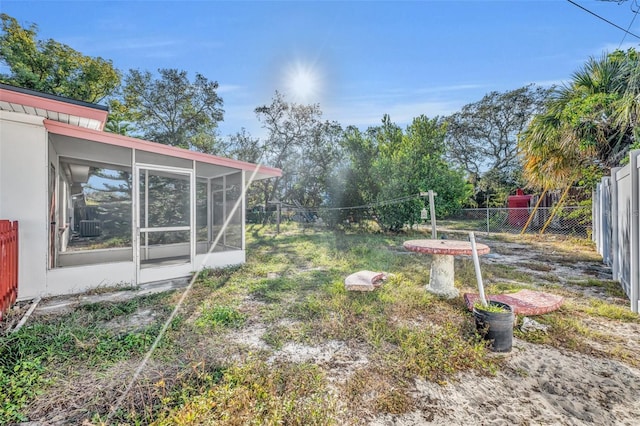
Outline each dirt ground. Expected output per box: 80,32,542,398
9,235,640,425
228,237,640,425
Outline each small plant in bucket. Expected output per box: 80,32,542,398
473,300,508,313
469,232,514,353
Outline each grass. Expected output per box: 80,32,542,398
567,278,628,298
1,223,638,424
0,293,176,423
194,305,247,329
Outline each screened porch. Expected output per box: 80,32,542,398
47,127,266,286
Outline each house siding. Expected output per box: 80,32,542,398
0,111,49,299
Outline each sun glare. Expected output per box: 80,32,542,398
284,62,322,104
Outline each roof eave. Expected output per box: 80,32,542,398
44,119,282,179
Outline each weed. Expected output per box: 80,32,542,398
567,278,628,298
4,224,628,423
473,301,510,313
152,358,336,425
80,298,140,320
0,358,45,424
576,299,638,321
249,276,297,302
83,282,139,295
195,305,247,329
515,261,554,272
0,293,174,421
197,265,242,289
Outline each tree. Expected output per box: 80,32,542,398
121,68,224,152
225,128,263,164
289,119,343,207
104,99,134,135
444,85,553,206
519,49,640,190
322,125,379,226
253,91,343,209
332,115,470,232
0,13,120,103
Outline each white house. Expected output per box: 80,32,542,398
0,84,281,300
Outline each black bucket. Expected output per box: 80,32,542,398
473,301,514,353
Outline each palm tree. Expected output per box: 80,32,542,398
610,48,640,160
519,49,639,189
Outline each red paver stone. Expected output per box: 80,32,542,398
463,290,564,315
403,239,490,256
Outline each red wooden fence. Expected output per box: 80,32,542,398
0,220,18,321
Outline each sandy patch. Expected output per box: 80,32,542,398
370,340,640,425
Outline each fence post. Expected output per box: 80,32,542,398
629,150,639,313
611,167,621,281
592,187,596,245
593,184,601,254
486,195,490,236
428,190,437,239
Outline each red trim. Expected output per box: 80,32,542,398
1,89,108,128
44,120,282,177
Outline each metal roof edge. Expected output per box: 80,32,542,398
44,119,282,178
0,83,109,111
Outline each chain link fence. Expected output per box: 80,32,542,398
248,204,592,238
441,206,591,238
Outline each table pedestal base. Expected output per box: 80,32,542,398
426,254,458,298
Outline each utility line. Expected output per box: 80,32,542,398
567,0,640,40
620,0,640,47
280,193,425,212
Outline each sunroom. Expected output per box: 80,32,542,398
0,84,281,299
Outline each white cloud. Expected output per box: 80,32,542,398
217,84,245,94
116,39,181,51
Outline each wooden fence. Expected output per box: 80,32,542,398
0,220,18,321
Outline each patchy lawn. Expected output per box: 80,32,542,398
1,224,639,425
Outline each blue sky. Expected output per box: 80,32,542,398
3,0,639,139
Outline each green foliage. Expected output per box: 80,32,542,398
391,323,493,381
330,115,470,231
0,293,174,421
555,200,592,231
520,48,640,189
153,358,336,425
251,91,344,211
2,318,159,367
0,358,45,424
121,68,224,152
578,299,638,321
196,265,241,290
5,226,630,423
473,301,509,313
0,13,120,102
620,141,640,165
250,277,297,302
444,85,553,206
195,305,247,329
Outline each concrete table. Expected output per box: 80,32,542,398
403,239,490,299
